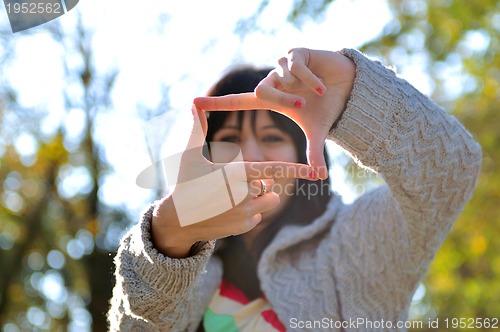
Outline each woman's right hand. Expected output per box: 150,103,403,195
151,106,316,258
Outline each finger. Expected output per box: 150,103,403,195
230,193,280,235
186,105,208,151
248,179,275,197
250,213,263,224
288,60,326,96
220,161,317,181
194,93,270,111
287,49,326,96
277,57,302,90
244,191,281,214
254,83,305,109
305,135,329,180
196,105,208,135
232,212,264,235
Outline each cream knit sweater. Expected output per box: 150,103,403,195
107,49,482,331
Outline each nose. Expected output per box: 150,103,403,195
240,139,264,162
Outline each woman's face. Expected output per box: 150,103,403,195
211,111,298,218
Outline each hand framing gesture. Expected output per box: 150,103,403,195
150,106,317,258
194,48,356,180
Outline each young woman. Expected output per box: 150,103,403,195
108,48,482,331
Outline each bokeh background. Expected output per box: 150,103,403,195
0,0,498,331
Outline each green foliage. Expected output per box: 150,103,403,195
0,19,122,331
249,0,500,325
382,1,500,326
360,0,500,327
287,0,334,27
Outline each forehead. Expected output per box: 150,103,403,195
223,111,274,128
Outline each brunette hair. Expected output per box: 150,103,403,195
205,65,332,299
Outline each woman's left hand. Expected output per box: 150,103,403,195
194,47,356,180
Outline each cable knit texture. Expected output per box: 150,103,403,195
108,49,482,331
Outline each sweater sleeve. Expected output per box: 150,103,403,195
327,49,482,318
107,204,217,331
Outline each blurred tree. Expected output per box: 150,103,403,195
0,16,124,331
362,1,500,328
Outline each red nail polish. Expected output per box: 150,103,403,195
316,87,323,95
294,100,302,108
309,169,316,179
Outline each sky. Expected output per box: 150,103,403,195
1,0,394,216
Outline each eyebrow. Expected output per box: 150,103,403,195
219,124,279,131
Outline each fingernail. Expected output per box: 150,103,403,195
294,100,302,108
316,87,323,95
309,168,316,180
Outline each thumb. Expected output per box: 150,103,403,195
306,134,329,180
186,105,208,152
